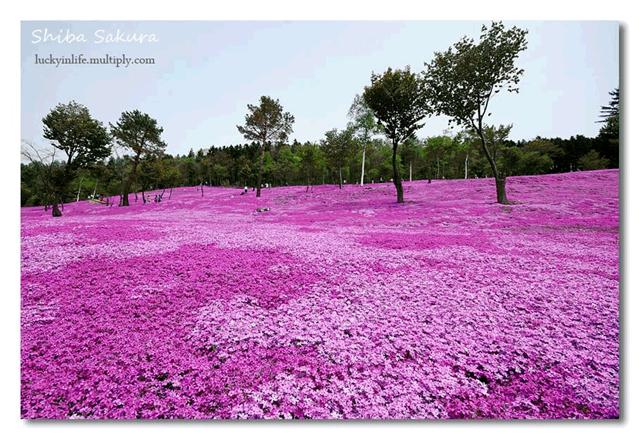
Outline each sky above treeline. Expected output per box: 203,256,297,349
21,21,619,156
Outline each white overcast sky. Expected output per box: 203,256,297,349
21,21,619,156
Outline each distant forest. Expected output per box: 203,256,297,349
21,120,618,207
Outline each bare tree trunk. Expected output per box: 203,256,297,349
338,167,343,189
201,183,204,197
477,128,508,204
76,177,84,202
392,139,404,203
169,187,173,199
51,203,62,217
121,157,140,207
256,143,264,198
409,161,413,182
464,153,469,179
360,145,366,186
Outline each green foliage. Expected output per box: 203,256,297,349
22,130,617,208
237,96,294,196
321,128,357,170
578,150,610,171
424,21,528,203
348,94,382,141
424,22,528,131
110,110,167,159
42,101,111,169
321,128,357,186
237,96,295,145
596,88,619,167
363,66,429,202
362,67,430,144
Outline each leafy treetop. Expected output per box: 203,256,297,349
42,101,111,168
424,21,528,133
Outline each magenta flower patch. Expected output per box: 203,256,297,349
20,170,619,419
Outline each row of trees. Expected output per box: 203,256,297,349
22,104,167,216
234,22,617,204
22,22,619,215
21,125,616,209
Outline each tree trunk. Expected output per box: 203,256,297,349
392,140,404,203
142,190,146,204
409,161,413,182
76,177,84,202
169,187,173,199
477,129,508,204
51,202,62,217
464,153,469,179
495,177,507,204
360,145,366,186
338,167,343,189
256,143,264,198
121,156,140,207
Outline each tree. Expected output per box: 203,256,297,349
578,150,610,171
400,136,422,182
299,143,324,191
424,21,528,204
363,67,430,202
425,135,454,179
597,88,619,167
321,127,357,189
598,88,619,130
237,96,294,197
21,141,64,211
272,145,300,186
41,101,111,216
348,94,381,186
110,110,166,206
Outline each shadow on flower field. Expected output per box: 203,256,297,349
21,170,619,419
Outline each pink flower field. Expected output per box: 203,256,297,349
20,170,619,419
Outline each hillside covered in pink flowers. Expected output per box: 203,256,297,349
20,170,619,419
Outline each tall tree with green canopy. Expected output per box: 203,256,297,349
237,96,294,197
321,127,357,189
110,110,166,207
597,88,619,166
363,66,430,203
598,88,619,129
42,101,111,216
348,94,381,186
424,21,528,204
